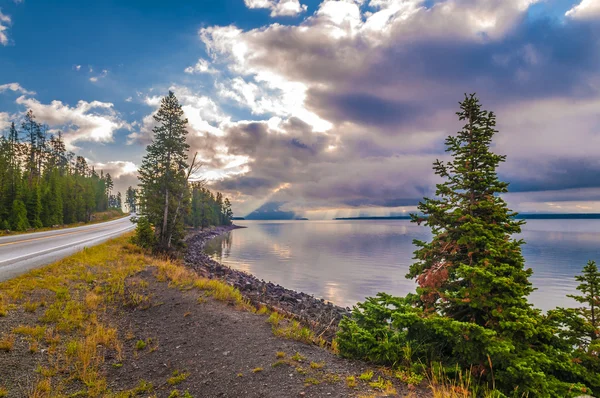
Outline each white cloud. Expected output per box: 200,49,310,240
125,96,133,102
128,85,229,145
15,96,129,150
89,69,108,83
0,112,10,130
0,82,35,95
88,160,139,198
0,10,12,46
566,0,600,19
184,58,218,74
244,0,308,17
91,160,138,177
74,65,82,71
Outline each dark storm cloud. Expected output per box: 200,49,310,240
303,18,600,130
308,91,422,128
506,158,600,193
216,176,279,194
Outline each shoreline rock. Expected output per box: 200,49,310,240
184,225,351,342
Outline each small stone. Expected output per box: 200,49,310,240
223,351,230,356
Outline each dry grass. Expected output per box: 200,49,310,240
0,233,257,396
0,334,15,352
267,311,321,345
426,364,507,398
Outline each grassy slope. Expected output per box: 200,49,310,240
0,234,251,397
0,233,440,398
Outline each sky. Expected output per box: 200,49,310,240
1,0,600,219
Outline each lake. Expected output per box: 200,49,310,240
203,219,600,311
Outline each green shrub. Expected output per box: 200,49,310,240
131,216,156,249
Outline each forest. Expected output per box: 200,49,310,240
0,110,123,231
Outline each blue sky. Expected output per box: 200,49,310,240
1,0,600,218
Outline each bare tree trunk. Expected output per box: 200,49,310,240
167,152,201,248
162,189,169,248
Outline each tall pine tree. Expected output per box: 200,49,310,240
138,91,190,251
406,94,534,337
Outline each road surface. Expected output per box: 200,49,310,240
0,216,135,282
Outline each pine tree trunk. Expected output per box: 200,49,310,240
162,188,169,248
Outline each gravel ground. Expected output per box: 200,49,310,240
105,268,429,397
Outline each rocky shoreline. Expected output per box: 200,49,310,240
184,225,351,342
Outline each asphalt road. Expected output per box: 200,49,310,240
0,216,135,282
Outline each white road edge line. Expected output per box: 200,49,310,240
0,226,135,267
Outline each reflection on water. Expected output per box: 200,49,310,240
202,220,600,311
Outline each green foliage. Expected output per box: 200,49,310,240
125,186,138,213
9,199,29,231
547,260,600,392
135,92,234,252
187,183,233,229
0,112,118,231
131,216,156,249
337,95,598,397
138,91,190,252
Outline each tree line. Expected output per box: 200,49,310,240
133,91,233,252
337,95,599,397
0,111,122,231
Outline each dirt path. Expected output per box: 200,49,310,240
106,268,425,397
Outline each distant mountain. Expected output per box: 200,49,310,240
245,202,298,220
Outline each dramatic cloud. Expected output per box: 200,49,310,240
128,85,229,146
244,0,308,17
166,0,600,216
15,96,129,150
0,82,35,95
566,0,600,20
0,10,11,46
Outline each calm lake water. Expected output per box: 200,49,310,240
203,220,600,311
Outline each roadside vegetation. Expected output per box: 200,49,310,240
0,209,126,237
0,110,131,233
336,94,600,397
0,233,251,397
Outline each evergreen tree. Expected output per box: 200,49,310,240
0,109,119,231
21,110,38,185
125,186,138,213
570,261,600,335
138,91,190,251
337,95,596,397
9,199,29,231
407,94,533,334
223,198,233,225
